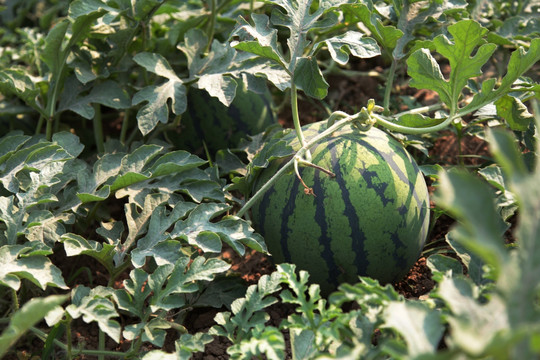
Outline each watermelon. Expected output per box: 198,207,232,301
250,121,430,294
172,82,276,155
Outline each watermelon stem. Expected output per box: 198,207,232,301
296,158,336,178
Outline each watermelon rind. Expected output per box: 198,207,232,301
172,81,276,155
250,121,430,294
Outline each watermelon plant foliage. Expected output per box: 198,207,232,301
0,0,539,358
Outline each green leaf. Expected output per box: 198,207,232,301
270,0,341,71
383,301,444,356
434,169,509,276
407,48,452,106
232,14,287,68
113,268,152,318
495,95,534,131
437,275,510,356
0,294,68,359
487,125,540,337
0,196,25,245
426,253,463,279
66,286,121,343
210,272,282,342
171,203,267,254
58,78,131,119
395,113,446,128
122,193,170,259
142,333,214,360
315,31,380,65
342,3,403,56
0,70,43,115
293,57,329,99
151,256,230,311
461,38,540,115
228,326,286,360
0,244,68,291
408,20,497,110
41,19,69,76
0,132,31,165
68,0,120,23
61,233,120,275
52,131,85,158
0,138,73,194
393,0,468,60
177,29,241,106
290,328,316,360
132,52,186,135
130,201,196,267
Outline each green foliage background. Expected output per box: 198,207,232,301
0,0,539,358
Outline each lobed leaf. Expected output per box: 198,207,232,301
394,0,468,60
460,38,540,115
342,2,403,56
314,31,380,65
67,286,121,343
0,244,68,291
132,52,186,135
293,57,329,100
232,14,287,69
150,256,230,311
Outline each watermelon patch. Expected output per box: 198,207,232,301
250,121,430,294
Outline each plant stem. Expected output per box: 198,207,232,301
11,289,19,311
30,325,128,358
120,110,129,145
383,59,397,114
204,0,217,54
371,112,456,134
36,115,45,134
66,314,73,359
98,329,105,360
45,116,54,141
93,103,105,154
290,84,310,161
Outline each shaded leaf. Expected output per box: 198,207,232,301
293,57,329,99
0,295,68,359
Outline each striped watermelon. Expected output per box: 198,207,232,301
251,121,430,294
172,82,276,155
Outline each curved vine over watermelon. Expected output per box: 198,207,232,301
172,81,276,155
250,121,430,294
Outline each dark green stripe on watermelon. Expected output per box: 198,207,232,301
251,122,430,294
172,82,276,155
